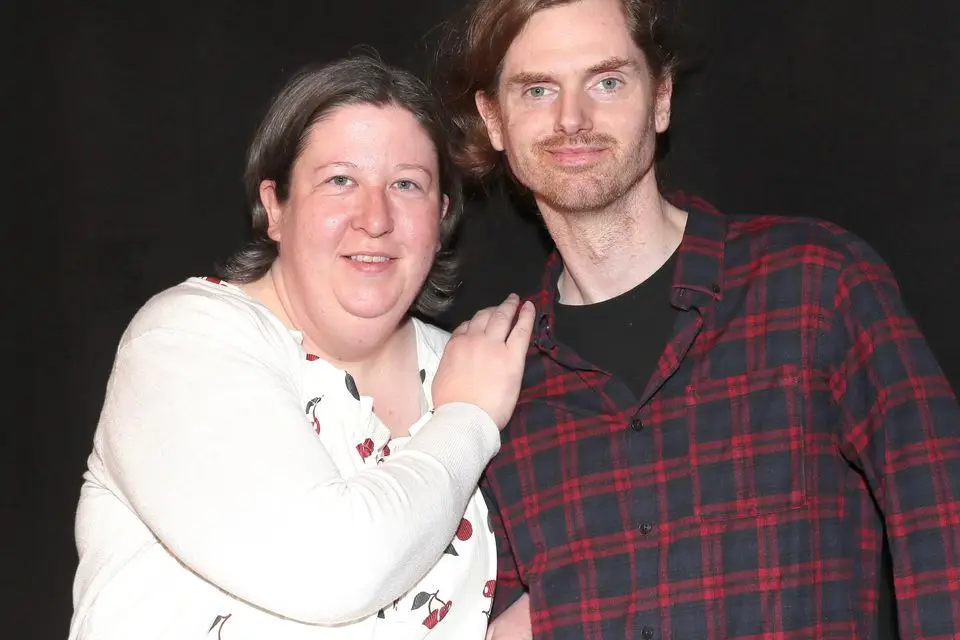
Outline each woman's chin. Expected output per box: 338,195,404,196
337,294,411,322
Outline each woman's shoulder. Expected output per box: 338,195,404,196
121,277,290,349
412,317,452,352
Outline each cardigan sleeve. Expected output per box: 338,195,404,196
94,293,500,626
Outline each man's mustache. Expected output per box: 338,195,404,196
535,133,617,152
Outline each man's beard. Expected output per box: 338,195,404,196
511,132,643,213
532,166,631,213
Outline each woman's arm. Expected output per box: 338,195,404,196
97,311,499,625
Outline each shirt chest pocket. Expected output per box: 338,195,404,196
684,366,808,521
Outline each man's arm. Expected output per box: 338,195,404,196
487,593,532,640
827,231,960,638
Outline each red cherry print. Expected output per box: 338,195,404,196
305,397,323,434
382,443,391,457
420,594,452,628
356,438,374,459
423,610,439,629
483,579,496,598
455,518,473,541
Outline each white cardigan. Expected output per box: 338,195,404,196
69,277,500,639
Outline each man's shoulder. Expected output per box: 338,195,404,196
721,211,879,270
676,193,859,250
726,211,847,239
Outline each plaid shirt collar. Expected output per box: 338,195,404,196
529,192,728,349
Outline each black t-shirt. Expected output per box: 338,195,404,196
553,250,679,399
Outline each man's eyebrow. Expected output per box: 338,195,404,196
585,56,640,76
504,57,641,88
504,71,556,88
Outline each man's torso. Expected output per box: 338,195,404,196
485,198,895,639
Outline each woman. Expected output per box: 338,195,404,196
68,55,534,639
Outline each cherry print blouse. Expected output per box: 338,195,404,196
69,277,499,640
302,311,498,638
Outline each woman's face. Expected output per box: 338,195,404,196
261,103,447,334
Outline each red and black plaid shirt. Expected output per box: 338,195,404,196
481,195,960,639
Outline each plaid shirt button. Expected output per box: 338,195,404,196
641,626,655,639
638,523,653,535
629,418,643,432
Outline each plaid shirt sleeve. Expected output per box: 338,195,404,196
481,485,527,617
827,231,960,637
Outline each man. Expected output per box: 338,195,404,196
440,0,960,638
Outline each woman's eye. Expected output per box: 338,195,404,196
395,179,420,191
329,175,353,186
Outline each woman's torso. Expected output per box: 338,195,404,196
69,277,495,640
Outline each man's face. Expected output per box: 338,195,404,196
477,0,672,213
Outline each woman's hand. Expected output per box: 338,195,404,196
432,294,535,429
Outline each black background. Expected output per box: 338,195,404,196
9,1,959,637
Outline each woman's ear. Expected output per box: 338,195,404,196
436,195,450,252
260,180,283,242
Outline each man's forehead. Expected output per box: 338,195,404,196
500,45,647,84
499,1,641,80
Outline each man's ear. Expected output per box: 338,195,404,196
654,75,673,134
260,180,283,242
475,91,505,151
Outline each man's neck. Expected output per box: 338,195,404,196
538,179,687,305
